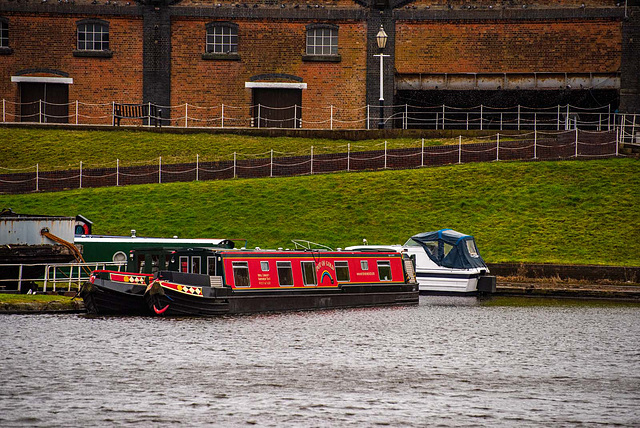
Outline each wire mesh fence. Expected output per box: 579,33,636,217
0,130,621,194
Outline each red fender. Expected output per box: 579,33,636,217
154,304,169,315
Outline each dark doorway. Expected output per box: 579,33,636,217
252,88,302,128
20,83,69,123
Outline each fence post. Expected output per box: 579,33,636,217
79,161,82,189
384,141,387,169
233,152,237,178
466,113,469,130
75,100,79,125
270,149,273,178
405,104,408,129
159,156,162,184
257,104,261,129
575,128,579,158
435,112,438,130
458,135,462,164
566,104,570,130
347,143,350,172
534,113,537,132
616,127,619,156
185,104,188,128
608,104,611,131
196,154,199,181
480,105,483,130
534,130,537,159
557,105,561,130
310,146,314,175
17,264,23,293
442,104,445,129
496,133,500,161
112,101,115,126
221,104,224,128
116,159,119,186
39,99,42,124
367,105,370,130
500,112,503,130
148,102,152,127
2,98,5,123
421,138,424,167
36,163,39,192
517,105,520,130
330,105,333,130
43,265,49,291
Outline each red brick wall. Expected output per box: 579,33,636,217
0,13,143,124
170,18,367,129
396,19,622,74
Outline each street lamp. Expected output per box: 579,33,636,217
374,25,389,129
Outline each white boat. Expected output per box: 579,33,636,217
346,229,496,294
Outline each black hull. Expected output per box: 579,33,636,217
80,280,149,315
145,283,419,317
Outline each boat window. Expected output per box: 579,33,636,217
152,255,160,275
335,260,350,282
179,256,189,273
403,238,421,247
301,261,317,286
233,261,250,287
361,260,369,270
192,257,201,274
443,243,454,258
422,241,438,256
277,261,293,286
377,260,392,281
207,256,216,275
466,239,479,257
261,261,270,272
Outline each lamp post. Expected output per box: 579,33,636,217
373,25,389,129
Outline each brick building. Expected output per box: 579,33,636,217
0,0,638,129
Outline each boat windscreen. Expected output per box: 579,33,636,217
411,229,488,270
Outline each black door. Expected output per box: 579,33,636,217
252,88,302,128
20,83,69,123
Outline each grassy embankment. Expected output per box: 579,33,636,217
0,127,473,171
1,126,638,266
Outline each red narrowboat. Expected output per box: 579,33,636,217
144,248,419,316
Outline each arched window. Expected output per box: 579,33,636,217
0,18,8,48
206,22,238,54
77,19,109,51
306,24,338,56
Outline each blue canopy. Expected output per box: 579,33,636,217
410,229,488,270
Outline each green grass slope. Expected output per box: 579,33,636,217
1,158,638,266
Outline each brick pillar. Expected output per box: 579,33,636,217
366,6,394,129
620,5,640,113
143,5,171,125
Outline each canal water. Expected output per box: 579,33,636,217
1,296,638,427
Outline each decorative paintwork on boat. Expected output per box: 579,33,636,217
144,248,419,316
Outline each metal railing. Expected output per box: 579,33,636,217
0,261,126,293
1,98,629,132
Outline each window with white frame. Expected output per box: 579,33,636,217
306,25,338,56
77,20,109,51
0,19,8,48
206,22,238,54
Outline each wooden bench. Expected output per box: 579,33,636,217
114,103,162,127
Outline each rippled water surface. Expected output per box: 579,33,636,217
1,296,639,427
